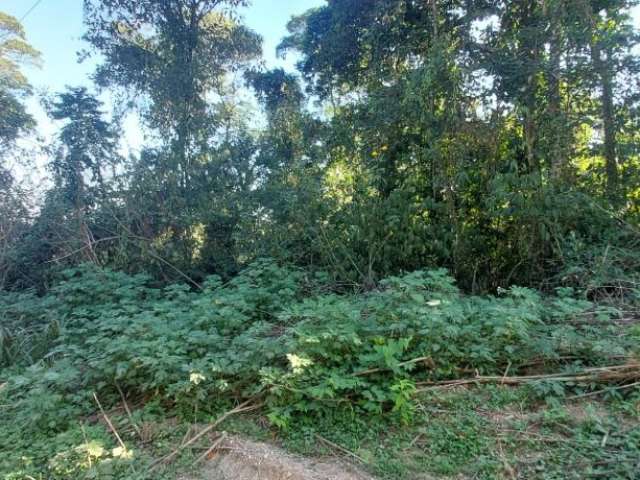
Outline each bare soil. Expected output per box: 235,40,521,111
182,434,376,480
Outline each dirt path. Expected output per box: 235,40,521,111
182,435,376,480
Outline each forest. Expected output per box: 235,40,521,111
1,1,640,479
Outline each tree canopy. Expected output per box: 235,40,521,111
0,0,638,291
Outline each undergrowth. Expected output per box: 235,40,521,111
277,385,640,479
1,260,639,479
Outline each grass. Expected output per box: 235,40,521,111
1,380,639,479
270,385,640,479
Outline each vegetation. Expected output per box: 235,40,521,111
1,262,639,478
1,0,639,479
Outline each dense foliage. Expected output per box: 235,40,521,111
1,1,640,478
0,0,638,291
1,261,639,478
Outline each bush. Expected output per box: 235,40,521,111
1,261,637,477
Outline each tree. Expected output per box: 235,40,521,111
1,0,638,293
274,0,640,289
44,87,120,264
577,0,640,201
0,11,40,288
243,68,327,265
82,0,263,278
278,1,499,283
0,11,40,155
83,0,261,185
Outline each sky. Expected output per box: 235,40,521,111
1,0,323,179
2,0,639,183
2,0,323,92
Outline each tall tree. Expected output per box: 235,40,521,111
274,0,640,289
0,11,40,288
577,0,640,201
45,87,120,263
0,11,40,159
278,1,497,281
83,0,261,186
244,69,326,264
82,0,263,278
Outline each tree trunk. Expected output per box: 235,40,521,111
518,0,542,175
545,0,566,181
582,0,619,200
593,44,619,200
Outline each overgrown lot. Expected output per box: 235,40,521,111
1,261,639,479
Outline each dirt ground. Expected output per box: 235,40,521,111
182,434,376,480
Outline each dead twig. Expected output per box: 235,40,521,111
567,380,640,400
115,383,142,439
498,428,564,443
501,361,512,385
417,362,640,391
194,432,227,465
92,392,127,451
406,432,424,449
353,356,434,377
148,399,263,471
46,236,120,264
180,424,194,447
314,433,367,464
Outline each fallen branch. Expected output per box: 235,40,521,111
180,424,194,448
148,398,263,471
115,383,141,439
516,355,630,369
497,429,564,443
416,362,640,391
93,392,127,451
567,380,640,400
353,356,434,377
314,433,367,464
194,432,227,465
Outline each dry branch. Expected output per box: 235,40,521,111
115,383,142,439
148,398,263,471
93,392,127,451
416,361,640,391
194,432,227,465
353,356,434,377
314,433,367,464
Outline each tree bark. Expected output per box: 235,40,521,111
593,44,619,200
545,0,566,181
582,0,619,200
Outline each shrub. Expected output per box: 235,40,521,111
0,260,636,467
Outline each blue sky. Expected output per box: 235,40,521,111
2,0,323,176
2,0,323,93
2,0,639,181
